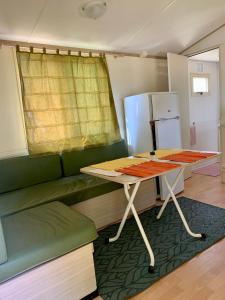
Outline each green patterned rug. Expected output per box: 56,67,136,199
94,197,225,300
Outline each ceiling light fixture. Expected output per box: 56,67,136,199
140,51,148,58
80,0,107,20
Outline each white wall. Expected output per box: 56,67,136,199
0,46,28,158
106,56,168,138
188,60,220,152
0,47,168,158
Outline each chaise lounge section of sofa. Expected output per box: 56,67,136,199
0,201,98,298
0,140,132,299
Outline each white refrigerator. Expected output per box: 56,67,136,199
124,92,184,200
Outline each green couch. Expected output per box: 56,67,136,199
0,140,128,217
0,140,128,283
0,202,97,283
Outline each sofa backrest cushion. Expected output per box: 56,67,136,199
0,154,62,194
62,140,128,176
0,219,7,264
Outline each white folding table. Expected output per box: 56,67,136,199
81,151,220,273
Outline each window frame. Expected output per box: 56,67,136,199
190,73,210,96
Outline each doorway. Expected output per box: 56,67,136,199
187,49,220,176
188,49,220,156
167,50,220,178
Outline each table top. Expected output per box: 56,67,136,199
81,150,221,185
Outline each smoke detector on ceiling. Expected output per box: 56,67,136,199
80,0,107,20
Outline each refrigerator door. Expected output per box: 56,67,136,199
155,118,182,148
124,93,153,155
155,118,184,200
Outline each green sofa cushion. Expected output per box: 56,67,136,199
0,154,62,194
62,140,128,176
0,201,97,283
0,174,122,217
0,219,7,265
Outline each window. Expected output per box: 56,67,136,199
16,51,121,155
191,73,210,96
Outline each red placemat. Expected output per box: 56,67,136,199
117,161,181,178
160,151,215,163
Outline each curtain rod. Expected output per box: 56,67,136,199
0,39,166,60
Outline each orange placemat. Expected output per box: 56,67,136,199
160,151,215,163
117,161,182,178
181,151,215,157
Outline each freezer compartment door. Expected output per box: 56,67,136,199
152,93,180,120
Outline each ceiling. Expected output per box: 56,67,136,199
0,0,225,56
189,48,219,62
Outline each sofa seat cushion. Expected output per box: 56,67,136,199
0,219,7,265
0,174,122,217
0,201,98,283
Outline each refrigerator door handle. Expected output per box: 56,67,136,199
151,116,180,123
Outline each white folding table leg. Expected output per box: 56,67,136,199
106,181,155,272
124,184,155,271
159,173,205,239
107,182,140,243
157,168,184,219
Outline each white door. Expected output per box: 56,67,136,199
219,44,225,182
167,52,192,179
167,53,190,149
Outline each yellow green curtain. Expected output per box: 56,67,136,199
16,52,121,155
